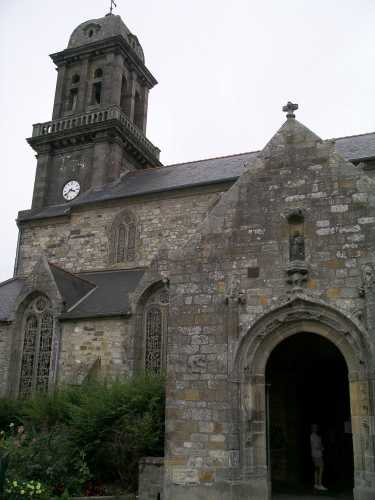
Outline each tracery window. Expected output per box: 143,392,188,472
109,210,137,264
19,296,54,398
144,288,169,374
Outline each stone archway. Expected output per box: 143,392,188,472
233,297,374,500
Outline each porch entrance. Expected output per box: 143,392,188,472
266,332,354,498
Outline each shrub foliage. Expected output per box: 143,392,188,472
0,375,165,497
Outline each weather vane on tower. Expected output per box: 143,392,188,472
109,0,117,15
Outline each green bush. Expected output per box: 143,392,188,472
0,374,165,496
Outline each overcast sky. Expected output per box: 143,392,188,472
0,0,374,282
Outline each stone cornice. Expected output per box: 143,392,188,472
50,35,157,89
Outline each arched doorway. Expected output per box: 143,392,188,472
235,298,373,500
266,332,353,497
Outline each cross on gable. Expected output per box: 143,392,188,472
282,101,298,119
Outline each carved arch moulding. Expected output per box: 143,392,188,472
228,296,374,499
233,296,372,382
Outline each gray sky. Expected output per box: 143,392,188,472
1,0,374,282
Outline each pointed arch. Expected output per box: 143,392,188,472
134,281,169,374
108,209,138,265
18,294,55,398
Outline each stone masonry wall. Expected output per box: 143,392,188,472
138,457,164,500
0,323,11,396
58,317,133,384
163,119,375,500
17,188,222,276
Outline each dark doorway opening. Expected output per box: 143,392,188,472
266,332,353,497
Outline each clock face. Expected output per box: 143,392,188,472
62,180,81,201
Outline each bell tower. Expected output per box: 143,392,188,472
28,13,161,210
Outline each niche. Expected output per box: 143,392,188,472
288,210,305,262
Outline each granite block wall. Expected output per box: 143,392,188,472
162,119,375,500
58,317,133,383
0,323,11,396
17,189,222,277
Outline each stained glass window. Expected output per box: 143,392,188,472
145,307,162,373
19,297,53,398
144,289,169,374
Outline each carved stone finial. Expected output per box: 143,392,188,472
282,101,299,119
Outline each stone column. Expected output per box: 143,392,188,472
350,376,375,500
129,70,137,122
91,132,110,187
110,53,124,107
141,87,149,134
31,145,52,209
52,65,67,119
77,57,89,114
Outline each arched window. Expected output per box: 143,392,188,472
145,307,163,373
109,210,137,264
19,296,54,398
91,68,103,105
120,75,129,115
144,288,169,374
94,68,103,79
67,74,80,112
134,91,143,129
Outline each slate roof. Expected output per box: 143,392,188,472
0,278,24,322
60,268,145,320
49,263,95,310
17,131,375,223
0,267,145,322
334,132,375,161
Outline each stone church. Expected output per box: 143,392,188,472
0,11,375,500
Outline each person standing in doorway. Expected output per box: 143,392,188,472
310,424,328,491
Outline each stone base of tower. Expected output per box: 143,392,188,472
163,477,270,500
354,487,375,500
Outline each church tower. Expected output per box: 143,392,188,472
28,13,161,210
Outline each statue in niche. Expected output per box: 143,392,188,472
359,263,375,297
290,231,305,261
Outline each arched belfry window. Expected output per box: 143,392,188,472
109,210,137,264
120,75,130,116
143,288,169,373
91,68,103,105
134,91,143,129
19,296,54,398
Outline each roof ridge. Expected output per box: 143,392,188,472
78,267,146,276
49,262,96,288
331,131,375,142
165,149,260,169
0,277,21,288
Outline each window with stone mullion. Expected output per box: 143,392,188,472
19,297,53,398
